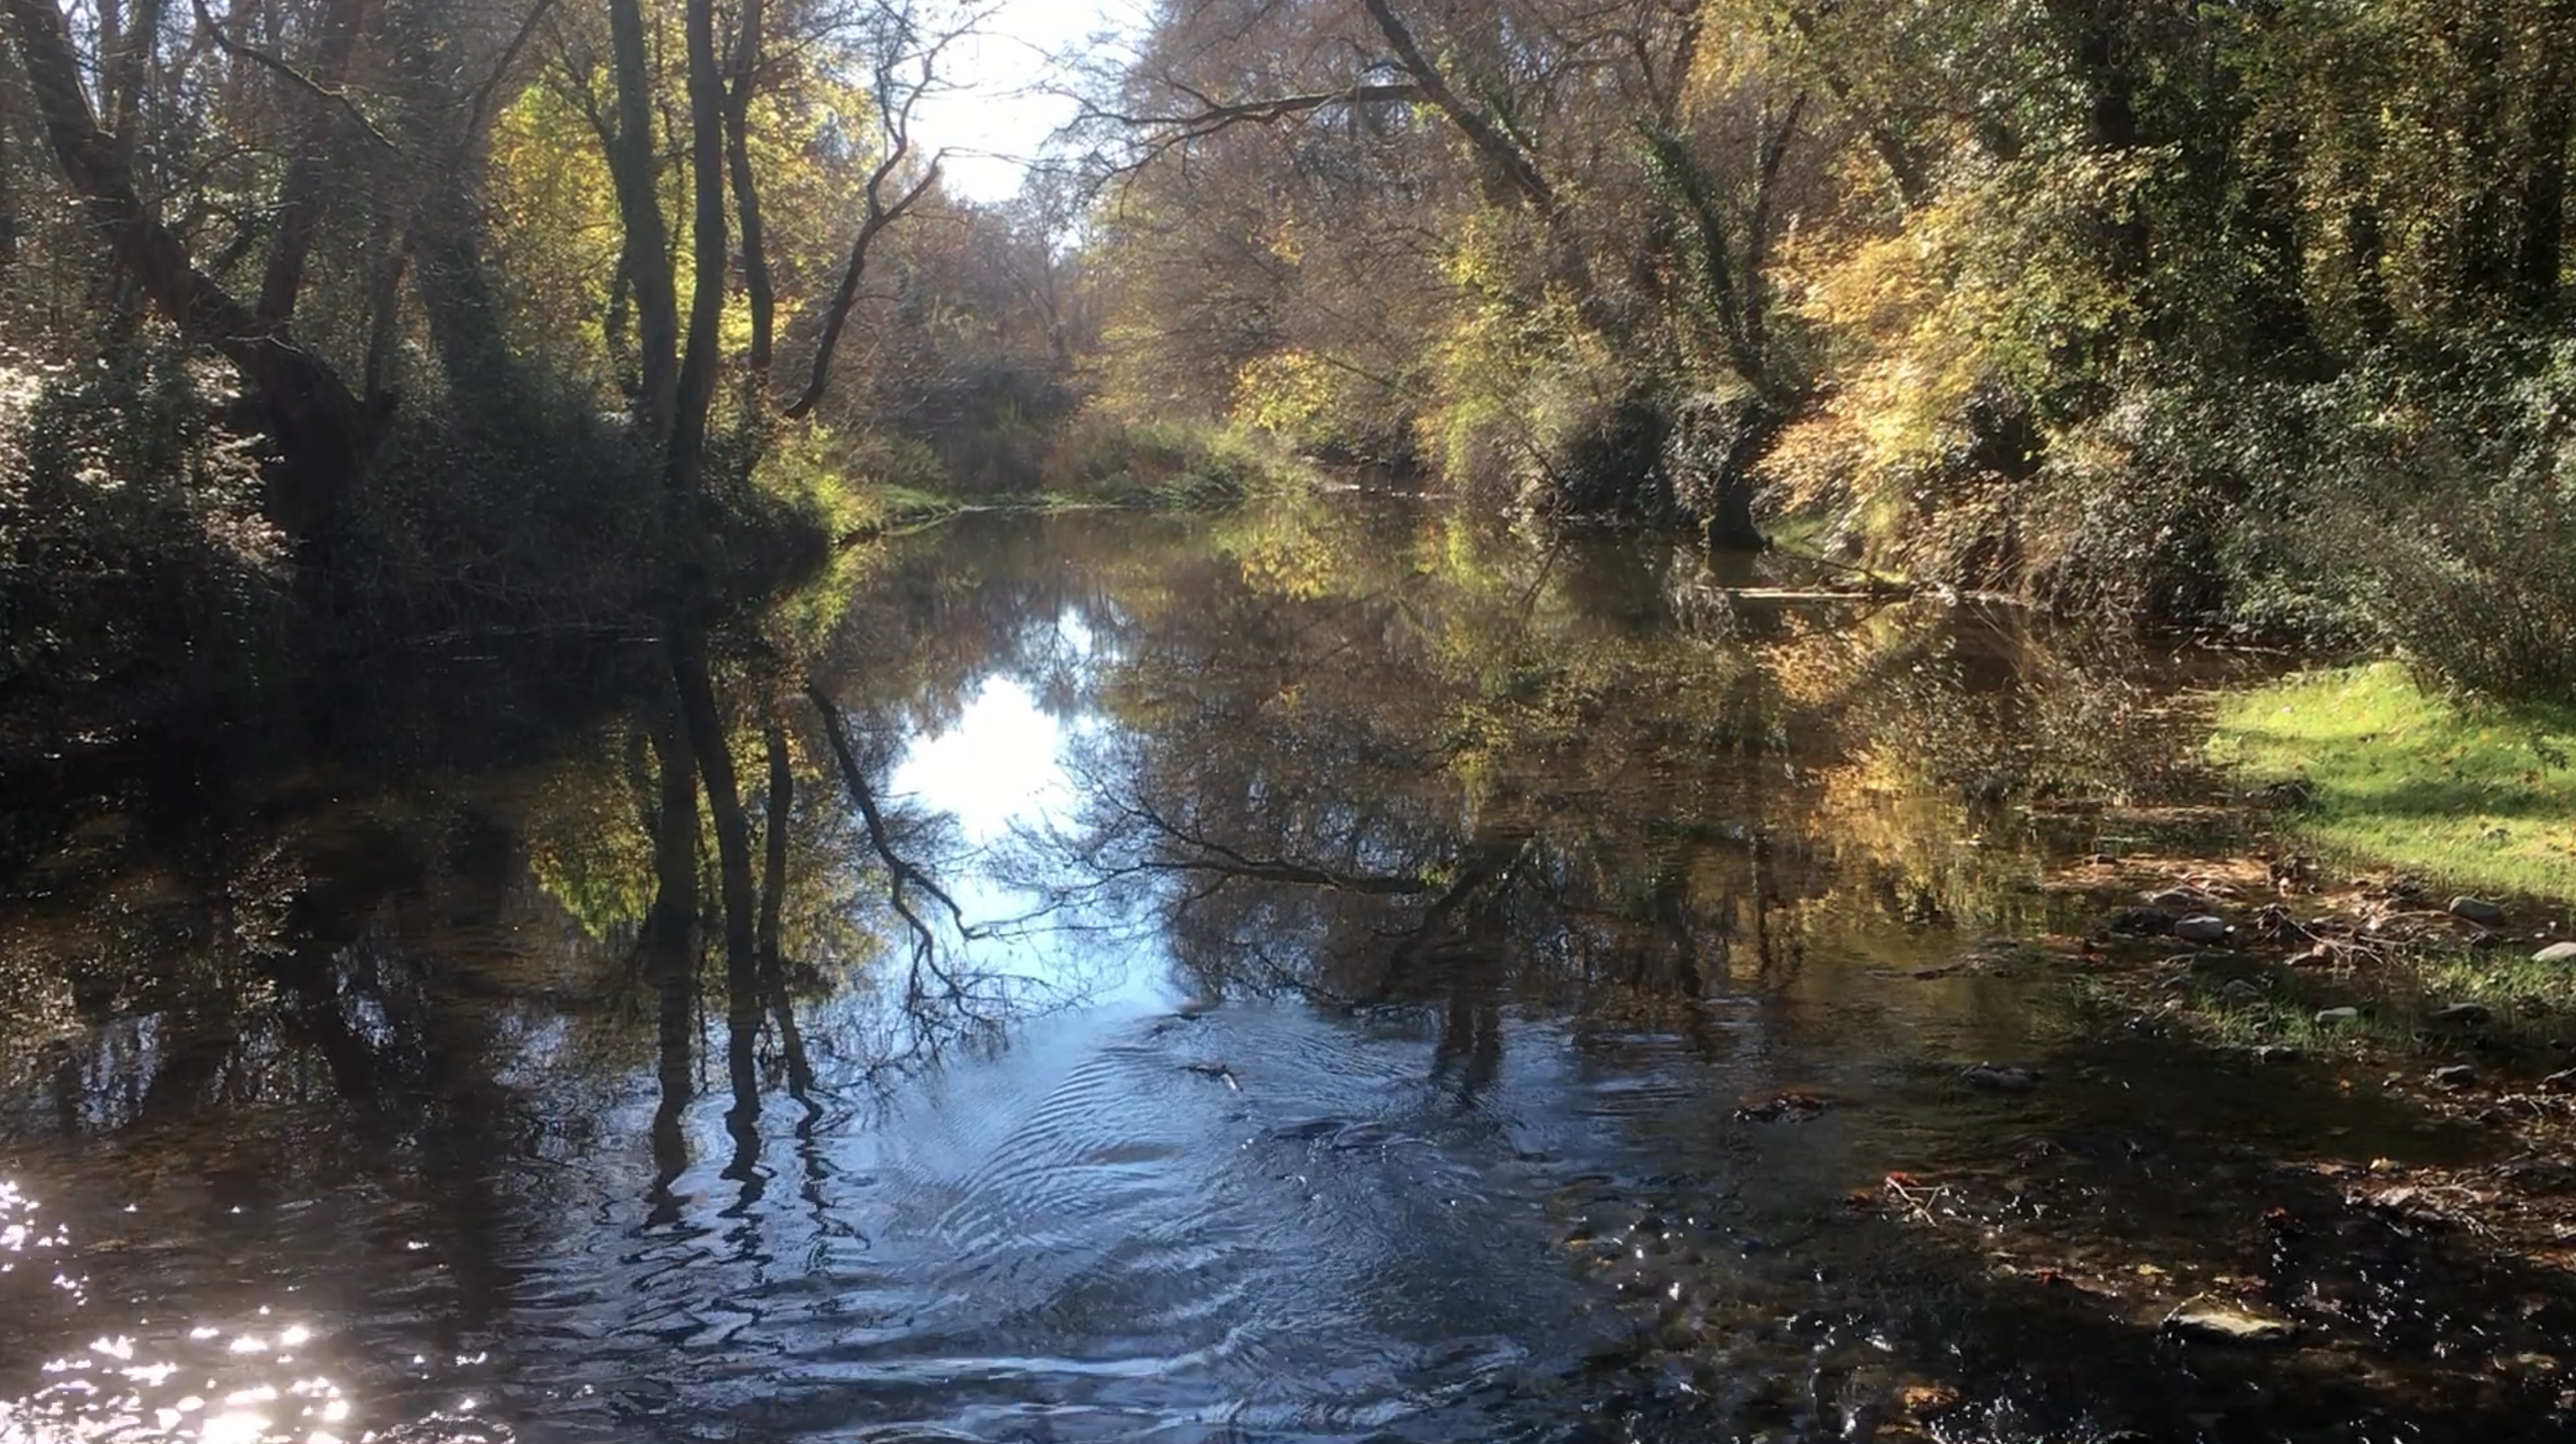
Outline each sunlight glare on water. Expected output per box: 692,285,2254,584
2,1178,375,1444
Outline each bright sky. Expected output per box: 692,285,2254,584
890,676,1075,847
913,0,1144,203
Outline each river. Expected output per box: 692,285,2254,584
1,493,2568,1443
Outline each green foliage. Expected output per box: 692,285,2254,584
753,422,893,539
2280,343,2576,701
2210,664,2576,900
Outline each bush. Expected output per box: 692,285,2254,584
2288,342,2576,704
0,336,294,744
336,387,836,639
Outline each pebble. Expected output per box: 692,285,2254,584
2173,915,2233,945
2450,897,2507,927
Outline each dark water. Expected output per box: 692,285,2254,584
1,495,2569,1443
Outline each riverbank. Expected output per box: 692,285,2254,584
826,417,1326,542
2208,663,2576,904
0,378,836,777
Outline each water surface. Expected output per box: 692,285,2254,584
2,495,2567,1443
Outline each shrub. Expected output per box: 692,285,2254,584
2288,342,2576,704
0,335,293,743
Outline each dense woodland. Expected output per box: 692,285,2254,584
1078,0,2576,701
2,0,2573,729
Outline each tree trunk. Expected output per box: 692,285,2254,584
0,65,17,272
2454,16,2514,309
725,0,773,378
642,710,699,1215
669,627,759,1031
758,718,789,977
605,0,677,444
756,716,813,1097
4,0,370,537
359,196,409,398
666,0,729,500
410,173,522,407
256,0,372,331
1705,408,1772,553
2517,13,2576,318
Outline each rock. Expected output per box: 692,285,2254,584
2147,886,2211,910
2255,1045,2303,1065
2163,1299,2295,1344
2432,1064,2477,1089
2450,897,2507,927
2173,915,2234,945
2543,1069,2576,1093
2105,907,2175,937
2221,979,2265,1006
1960,1063,2041,1092
2428,1003,2494,1027
2314,1007,2363,1027
2537,943,2576,966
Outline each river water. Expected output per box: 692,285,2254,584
0,494,2568,1443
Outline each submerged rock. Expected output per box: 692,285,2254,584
2450,897,2507,927
1960,1063,2041,1092
2163,1299,2294,1344
1735,1092,1831,1124
2173,915,2234,945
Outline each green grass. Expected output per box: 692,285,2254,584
2207,662,2576,902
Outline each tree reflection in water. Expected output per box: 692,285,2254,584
0,491,2338,1443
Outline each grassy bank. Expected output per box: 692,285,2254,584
2208,662,2576,901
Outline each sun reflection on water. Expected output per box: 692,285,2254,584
0,1178,410,1444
